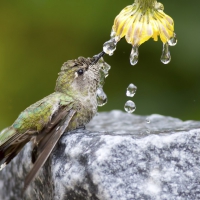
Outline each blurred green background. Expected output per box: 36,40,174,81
0,0,200,130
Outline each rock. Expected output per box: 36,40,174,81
1,110,200,200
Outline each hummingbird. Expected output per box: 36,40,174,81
0,51,106,190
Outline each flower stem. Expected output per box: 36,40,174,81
135,0,156,9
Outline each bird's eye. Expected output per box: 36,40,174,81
77,69,84,75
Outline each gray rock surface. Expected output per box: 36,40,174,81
1,110,200,200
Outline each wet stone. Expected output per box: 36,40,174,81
1,111,200,200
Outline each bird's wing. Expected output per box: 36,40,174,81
31,103,74,163
0,129,33,171
0,92,73,170
24,108,76,191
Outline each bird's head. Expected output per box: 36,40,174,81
55,53,105,99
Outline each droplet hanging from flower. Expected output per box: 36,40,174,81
103,0,177,65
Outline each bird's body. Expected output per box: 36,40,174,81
0,53,106,189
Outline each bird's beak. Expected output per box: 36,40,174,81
92,51,106,65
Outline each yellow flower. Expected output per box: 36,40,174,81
103,0,177,65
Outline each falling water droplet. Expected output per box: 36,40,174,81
124,100,136,113
97,88,107,106
146,118,150,124
126,83,137,97
160,43,171,64
103,38,117,56
130,45,139,65
168,33,177,46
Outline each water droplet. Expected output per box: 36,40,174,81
126,83,137,97
0,163,6,171
98,56,104,63
168,33,177,46
146,129,151,134
103,38,117,56
114,35,121,43
99,69,106,86
97,57,105,70
98,58,111,83
100,60,111,73
110,29,116,38
124,100,136,113
130,45,139,65
161,43,171,64
102,63,111,75
146,118,150,124
97,88,107,106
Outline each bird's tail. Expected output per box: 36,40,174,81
0,127,30,170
